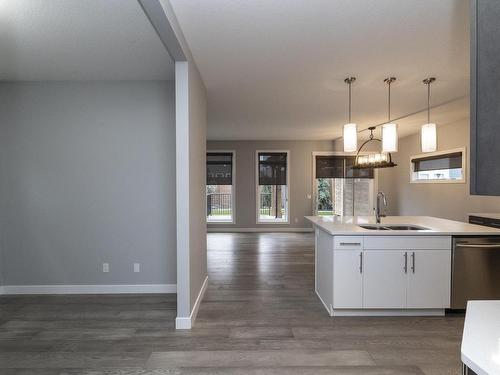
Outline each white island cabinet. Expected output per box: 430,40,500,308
315,228,451,316
307,215,500,316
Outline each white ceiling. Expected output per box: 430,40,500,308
0,0,174,81
170,0,469,141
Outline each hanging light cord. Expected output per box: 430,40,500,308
348,81,352,123
388,81,391,122
345,77,355,123
423,77,435,124
427,80,431,123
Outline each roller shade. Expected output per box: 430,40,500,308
411,152,462,172
258,152,287,185
316,156,374,179
207,152,233,185
316,156,344,178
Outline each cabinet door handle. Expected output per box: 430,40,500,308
403,252,408,274
411,252,415,273
359,252,363,274
340,242,361,246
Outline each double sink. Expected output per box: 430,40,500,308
359,224,430,231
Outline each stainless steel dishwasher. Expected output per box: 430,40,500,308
452,236,500,309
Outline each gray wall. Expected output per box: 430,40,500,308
207,140,341,229
0,81,177,285
188,62,208,309
379,117,500,221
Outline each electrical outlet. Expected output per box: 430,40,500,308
133,263,140,273
102,263,109,273
295,217,299,223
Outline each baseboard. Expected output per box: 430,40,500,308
315,289,333,316
0,284,177,295
331,309,446,317
207,227,313,233
175,275,208,329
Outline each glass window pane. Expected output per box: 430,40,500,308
415,168,463,180
207,185,232,222
258,185,288,222
316,178,333,216
315,177,374,216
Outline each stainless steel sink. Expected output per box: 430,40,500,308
359,225,390,230
359,224,429,231
385,225,429,230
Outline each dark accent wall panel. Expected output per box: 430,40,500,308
471,0,500,195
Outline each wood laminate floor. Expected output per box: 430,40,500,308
0,232,464,374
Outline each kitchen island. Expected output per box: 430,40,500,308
305,215,500,317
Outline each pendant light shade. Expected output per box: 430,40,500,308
421,77,437,152
382,123,398,153
343,123,357,152
421,123,437,153
382,77,398,153
343,77,357,152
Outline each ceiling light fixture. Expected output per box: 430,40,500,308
343,77,357,152
382,77,398,153
421,77,437,152
352,126,397,169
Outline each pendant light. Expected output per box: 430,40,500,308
382,77,398,153
343,77,357,152
421,77,437,152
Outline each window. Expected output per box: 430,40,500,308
206,152,235,223
410,148,465,183
256,151,289,223
313,153,375,216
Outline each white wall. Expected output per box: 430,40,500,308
379,117,500,221
0,81,177,286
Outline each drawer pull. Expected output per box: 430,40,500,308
339,242,361,246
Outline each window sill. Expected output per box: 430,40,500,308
257,220,290,225
410,179,465,184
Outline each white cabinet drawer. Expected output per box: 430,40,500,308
334,236,363,250
363,236,451,250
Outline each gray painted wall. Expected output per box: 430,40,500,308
207,140,342,229
0,81,177,285
188,62,208,309
379,117,500,221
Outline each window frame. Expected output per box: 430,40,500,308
311,151,378,216
255,150,290,224
206,150,236,224
409,147,466,184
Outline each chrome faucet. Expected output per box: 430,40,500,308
375,192,387,224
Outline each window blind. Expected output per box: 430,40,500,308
316,155,374,179
411,152,462,172
206,152,233,185
258,152,287,185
